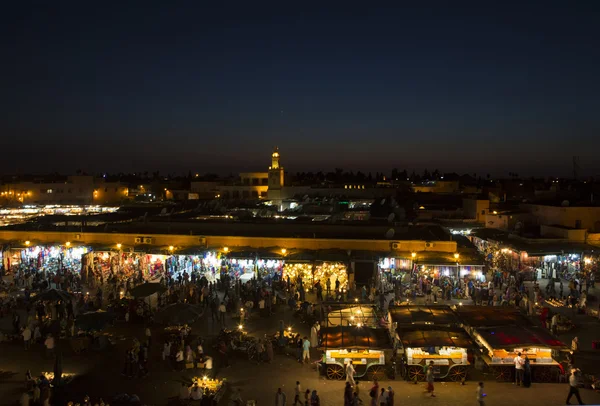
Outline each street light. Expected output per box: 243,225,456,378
65,241,71,247
454,253,460,260
169,245,174,252
281,248,287,255
25,240,30,246
411,252,417,259
116,243,122,249
223,247,229,253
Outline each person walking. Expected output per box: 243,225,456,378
523,356,532,387
22,325,32,350
571,337,579,353
304,389,310,406
310,390,320,406
378,388,388,406
426,361,435,397
293,381,302,406
275,387,287,406
566,368,584,405
302,336,311,364
386,386,394,406
346,361,356,386
219,301,227,326
44,334,55,358
344,382,354,406
476,382,486,406
513,352,524,386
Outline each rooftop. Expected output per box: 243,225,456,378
4,220,454,241
471,229,597,255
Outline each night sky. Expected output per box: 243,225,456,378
2,2,599,176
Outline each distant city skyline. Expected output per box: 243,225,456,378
2,2,599,176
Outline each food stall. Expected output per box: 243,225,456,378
388,305,472,381
395,326,473,382
388,305,460,327
454,305,567,382
319,326,392,381
326,304,381,328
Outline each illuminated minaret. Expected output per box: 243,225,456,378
268,147,284,190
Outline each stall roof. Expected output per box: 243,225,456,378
471,229,596,256
227,247,284,259
389,305,460,326
397,325,474,348
476,325,567,350
453,306,530,328
316,249,350,262
319,326,392,350
325,305,380,328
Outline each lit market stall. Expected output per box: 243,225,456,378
325,304,381,328
164,248,209,280
141,253,168,280
282,250,316,286
255,248,284,281
190,376,227,403
319,326,393,381
377,254,413,291
8,243,88,273
454,305,568,382
313,250,349,291
225,249,258,282
414,252,485,282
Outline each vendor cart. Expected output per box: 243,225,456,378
395,326,473,382
319,326,392,381
388,305,472,382
454,306,568,383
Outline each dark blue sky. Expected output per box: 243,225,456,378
2,2,599,176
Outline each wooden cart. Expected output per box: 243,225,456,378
319,326,392,381
453,306,567,383
388,305,472,382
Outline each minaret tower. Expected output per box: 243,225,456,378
268,147,284,192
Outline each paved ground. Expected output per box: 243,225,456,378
2,278,600,405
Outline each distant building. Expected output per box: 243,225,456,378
413,180,460,194
462,198,490,223
0,175,128,205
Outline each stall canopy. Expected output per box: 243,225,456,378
284,249,316,262
316,249,350,262
475,325,567,349
326,305,380,328
397,326,474,348
453,306,530,328
389,305,460,326
320,326,391,350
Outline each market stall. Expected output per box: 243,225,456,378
454,306,567,382
225,250,258,282
388,305,460,327
319,326,392,381
325,304,381,328
283,263,314,286
141,254,168,280
199,251,223,282
314,262,348,291
13,245,88,273
396,325,473,382
282,250,316,286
